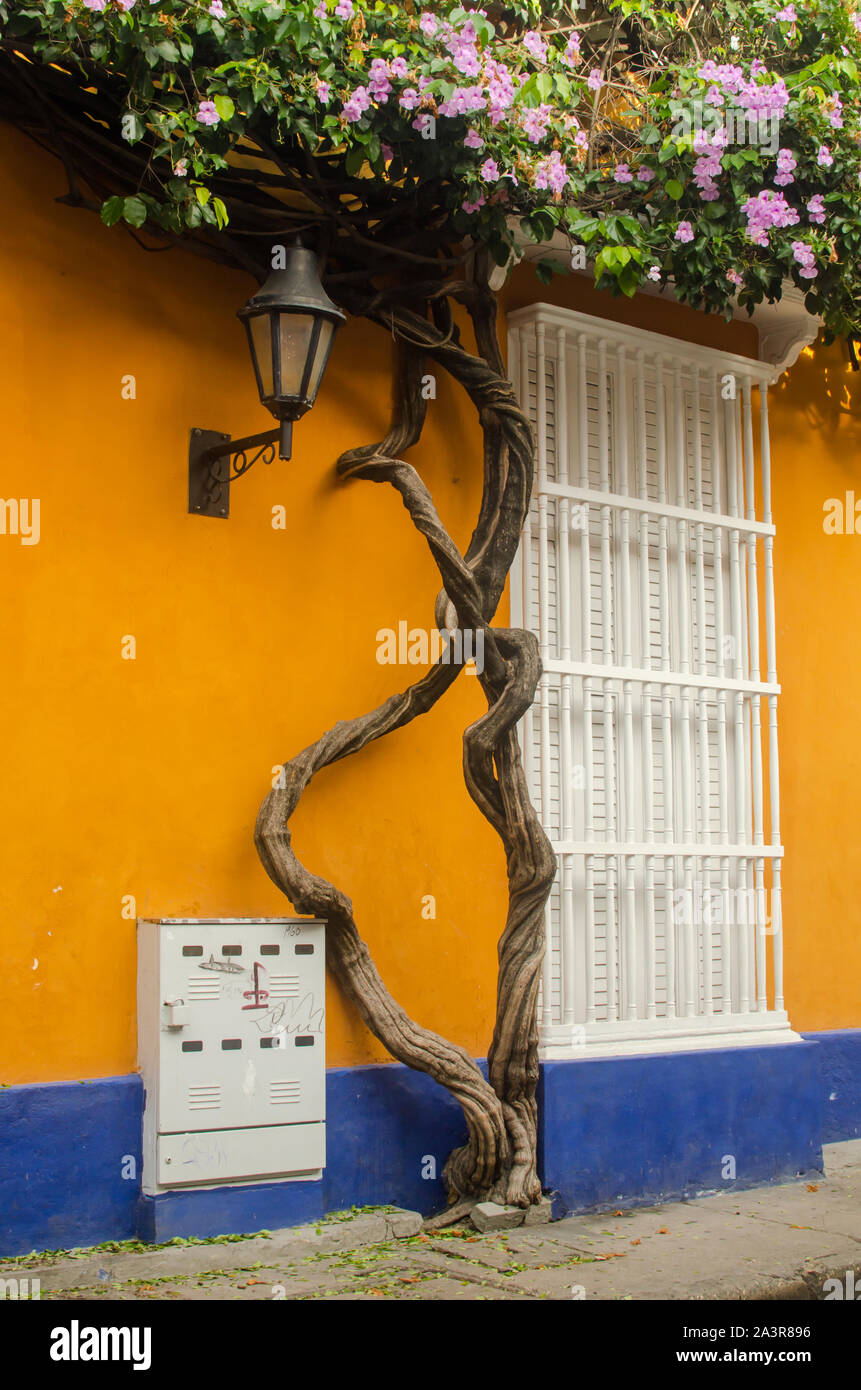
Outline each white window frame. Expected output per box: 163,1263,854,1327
508,303,800,1058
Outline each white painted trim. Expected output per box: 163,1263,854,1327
509,302,774,382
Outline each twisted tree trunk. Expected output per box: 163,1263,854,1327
255,275,557,1215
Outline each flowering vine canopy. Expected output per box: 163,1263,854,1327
3,0,861,337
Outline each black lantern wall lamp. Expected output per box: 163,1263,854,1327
188,240,346,518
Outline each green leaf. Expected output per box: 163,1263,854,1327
194,186,211,205
101,195,125,228
122,196,147,228
345,144,366,177
213,94,235,122
664,179,684,200
155,40,179,63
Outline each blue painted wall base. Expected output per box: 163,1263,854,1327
801,1029,861,1141
538,1041,823,1217
2,1030,858,1256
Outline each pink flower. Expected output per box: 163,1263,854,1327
727,268,744,287
208,0,224,16
399,88,421,110
315,80,330,103
313,2,326,15
826,95,844,129
774,148,797,187
791,239,817,278
587,69,604,92
523,31,548,62
562,33,581,65
197,100,220,126
742,188,799,246
381,143,394,162
341,86,371,122
464,128,484,149
675,221,694,243
817,145,833,167
637,166,655,182
535,151,569,194
462,193,486,214
334,0,353,19
83,0,106,9
647,265,662,282
807,194,826,224
480,158,500,182
613,163,633,183
775,4,797,20
390,57,408,80
173,159,188,177
419,12,438,36
520,103,552,143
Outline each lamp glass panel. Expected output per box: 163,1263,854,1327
276,313,315,399
248,313,275,397
304,319,336,404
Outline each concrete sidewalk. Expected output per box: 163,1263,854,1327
4,1140,860,1301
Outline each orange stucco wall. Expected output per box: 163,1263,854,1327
1,122,859,1086
0,125,504,1083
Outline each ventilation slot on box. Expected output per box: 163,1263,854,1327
187,1084,221,1110
187,977,220,1001
269,1080,301,1106
267,974,300,998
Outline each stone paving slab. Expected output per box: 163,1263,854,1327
8,1143,861,1302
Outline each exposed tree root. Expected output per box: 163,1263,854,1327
255,275,557,1210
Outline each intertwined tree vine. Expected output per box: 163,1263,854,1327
3,0,861,1212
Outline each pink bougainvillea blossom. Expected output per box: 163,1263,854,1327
342,85,371,122
807,194,826,223
535,151,569,194
675,221,694,243
480,157,500,181
817,144,834,167
419,11,438,37
464,128,484,149
774,148,797,186
742,188,800,245
520,103,553,143
523,31,548,62
791,240,818,278
197,100,220,126
561,33,581,65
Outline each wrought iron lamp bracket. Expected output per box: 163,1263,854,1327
188,426,281,518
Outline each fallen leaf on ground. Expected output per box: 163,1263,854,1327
806,1184,819,1193
595,1252,626,1260
657,1227,669,1234
630,1239,641,1246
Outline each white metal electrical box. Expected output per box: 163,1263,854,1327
137,918,325,1193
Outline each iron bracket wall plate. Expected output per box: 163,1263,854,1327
188,426,282,518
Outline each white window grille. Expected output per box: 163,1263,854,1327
508,305,798,1056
